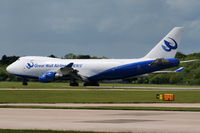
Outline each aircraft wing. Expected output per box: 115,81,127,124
152,67,184,74
55,63,87,81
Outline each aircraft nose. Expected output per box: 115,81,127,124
6,64,15,74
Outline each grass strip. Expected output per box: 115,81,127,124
0,105,200,112
0,90,200,103
1,81,200,89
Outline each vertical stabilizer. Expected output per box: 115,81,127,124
144,27,184,59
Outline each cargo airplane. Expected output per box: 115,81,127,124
7,27,189,86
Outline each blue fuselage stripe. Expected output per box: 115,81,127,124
89,58,179,80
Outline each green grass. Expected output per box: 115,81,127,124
1,105,200,112
0,90,200,103
0,129,124,133
1,81,200,89
0,81,200,104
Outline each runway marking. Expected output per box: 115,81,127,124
84,119,159,123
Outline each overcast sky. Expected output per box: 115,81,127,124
0,0,200,58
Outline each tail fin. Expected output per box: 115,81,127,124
144,27,184,59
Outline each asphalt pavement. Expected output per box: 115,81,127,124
0,108,199,133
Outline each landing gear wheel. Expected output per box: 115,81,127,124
22,79,28,86
69,82,79,86
83,81,99,86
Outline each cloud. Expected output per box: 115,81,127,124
0,0,200,58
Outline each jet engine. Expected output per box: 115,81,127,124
39,72,56,83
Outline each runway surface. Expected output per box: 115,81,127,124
0,108,200,133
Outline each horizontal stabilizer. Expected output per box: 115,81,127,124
152,67,184,74
175,67,184,72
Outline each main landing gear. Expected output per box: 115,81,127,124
69,79,99,86
83,81,99,86
22,78,28,86
69,80,79,86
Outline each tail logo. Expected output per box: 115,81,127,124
162,37,178,52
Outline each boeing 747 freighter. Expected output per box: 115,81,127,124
7,27,187,86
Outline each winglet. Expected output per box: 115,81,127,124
66,63,74,68
175,67,184,72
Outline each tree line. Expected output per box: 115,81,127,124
0,52,200,85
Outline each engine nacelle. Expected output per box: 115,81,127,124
39,72,56,83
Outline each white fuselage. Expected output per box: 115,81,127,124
7,56,146,78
